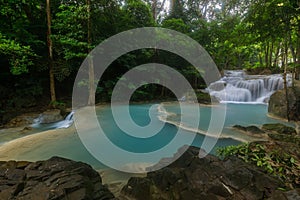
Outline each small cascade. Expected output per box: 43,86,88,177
50,111,74,129
207,70,291,103
32,111,74,129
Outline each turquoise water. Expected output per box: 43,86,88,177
0,103,292,171
162,103,290,141
97,104,250,154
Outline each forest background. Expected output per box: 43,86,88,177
0,0,299,125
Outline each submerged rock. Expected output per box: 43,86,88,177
120,146,292,200
0,157,115,200
233,125,265,134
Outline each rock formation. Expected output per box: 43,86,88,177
120,146,299,200
38,109,64,124
268,85,300,121
0,157,115,200
4,113,39,128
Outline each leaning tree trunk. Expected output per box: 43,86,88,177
87,0,95,106
46,0,56,102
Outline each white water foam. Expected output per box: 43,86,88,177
32,111,74,129
207,70,292,104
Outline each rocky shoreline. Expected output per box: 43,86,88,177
120,146,300,200
0,157,116,199
1,144,299,199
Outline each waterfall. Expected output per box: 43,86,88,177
207,70,291,103
53,111,74,129
32,111,74,129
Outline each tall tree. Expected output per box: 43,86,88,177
87,0,95,106
46,0,56,102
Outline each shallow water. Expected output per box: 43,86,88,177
0,103,292,172
162,103,291,141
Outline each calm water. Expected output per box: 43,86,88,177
0,103,291,170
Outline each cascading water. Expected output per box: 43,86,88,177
207,70,292,103
32,111,74,129
51,111,74,128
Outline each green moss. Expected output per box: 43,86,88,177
262,123,296,135
196,92,211,104
268,134,300,145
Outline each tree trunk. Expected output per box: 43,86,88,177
160,84,165,97
170,0,175,13
265,43,269,67
46,0,56,102
283,40,290,121
273,43,280,67
269,41,273,67
87,0,95,106
296,26,300,80
151,0,157,21
259,53,263,67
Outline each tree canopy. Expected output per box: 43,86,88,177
0,0,299,123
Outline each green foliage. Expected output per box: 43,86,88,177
49,100,66,113
161,18,189,33
0,33,36,75
0,0,300,122
167,0,187,22
122,0,155,28
218,143,300,188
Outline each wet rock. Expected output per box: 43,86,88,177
0,157,116,200
20,126,33,134
268,85,300,121
120,146,288,200
5,113,39,128
39,109,63,124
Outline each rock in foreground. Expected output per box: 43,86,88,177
120,146,298,200
0,157,115,200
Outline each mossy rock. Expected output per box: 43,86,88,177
262,123,296,135
233,125,247,132
193,91,218,104
268,134,300,145
233,125,265,134
196,92,211,104
246,126,265,134
268,85,300,121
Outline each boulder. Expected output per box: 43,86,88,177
120,146,290,200
268,85,300,121
39,109,63,124
0,157,116,200
185,90,219,104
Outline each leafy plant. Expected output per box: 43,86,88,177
49,100,66,111
218,143,300,189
